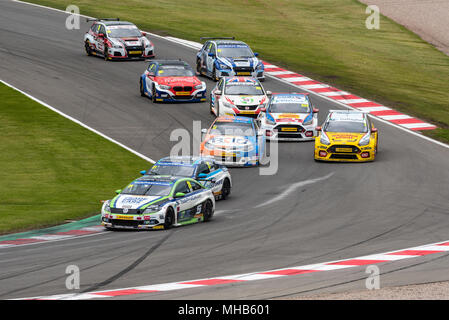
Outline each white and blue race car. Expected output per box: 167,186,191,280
196,38,264,82
101,176,215,230
140,156,232,200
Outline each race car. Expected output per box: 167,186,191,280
140,60,207,102
84,18,154,60
139,156,232,200
209,77,271,118
200,116,266,167
314,110,378,162
101,175,215,230
258,93,319,141
196,38,264,81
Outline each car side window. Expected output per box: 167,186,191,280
90,23,98,32
190,181,203,191
217,79,224,91
174,181,191,194
147,63,156,75
197,163,210,175
210,43,217,56
202,41,210,53
98,24,106,35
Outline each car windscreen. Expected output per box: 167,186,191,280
225,83,264,95
149,164,195,177
269,96,310,113
106,25,142,38
209,122,255,136
157,65,194,77
217,45,254,58
324,120,368,133
121,182,172,196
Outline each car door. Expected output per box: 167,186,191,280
173,180,194,223
211,78,224,110
144,63,157,92
95,24,106,52
206,42,216,73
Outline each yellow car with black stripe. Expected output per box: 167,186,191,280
314,110,378,162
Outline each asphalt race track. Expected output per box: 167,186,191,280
1,0,449,299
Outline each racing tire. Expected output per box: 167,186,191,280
85,41,92,56
212,66,218,82
104,47,109,61
221,178,231,200
164,207,175,229
140,79,145,97
196,60,202,76
151,85,157,103
203,200,214,222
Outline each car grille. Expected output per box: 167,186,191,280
110,208,143,215
173,86,193,92
126,46,144,57
330,154,358,160
233,66,253,73
275,125,305,133
236,105,258,111
110,219,139,227
328,145,360,153
278,133,303,138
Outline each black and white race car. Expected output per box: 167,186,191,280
84,18,154,60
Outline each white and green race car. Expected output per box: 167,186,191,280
101,176,215,230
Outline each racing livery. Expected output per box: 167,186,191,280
210,77,270,118
84,18,154,60
314,110,378,162
259,93,319,141
196,38,264,81
200,116,266,167
140,156,232,200
140,60,207,102
101,176,215,230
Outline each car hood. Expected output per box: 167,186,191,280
205,135,255,148
269,112,310,123
112,194,165,209
217,56,259,69
155,76,201,87
324,132,366,144
224,95,266,106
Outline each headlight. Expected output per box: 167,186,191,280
194,83,204,90
158,84,171,90
143,204,161,213
205,140,215,149
265,114,276,125
358,132,371,146
302,115,313,125
320,132,331,145
102,200,111,213
223,101,234,109
218,63,231,70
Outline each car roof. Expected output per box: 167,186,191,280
270,93,310,103
213,40,248,46
101,21,135,26
327,110,367,122
225,77,258,84
215,115,254,124
151,60,190,67
156,156,213,165
134,175,181,184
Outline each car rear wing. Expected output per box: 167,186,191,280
86,18,120,22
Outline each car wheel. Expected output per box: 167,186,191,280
212,66,218,82
140,79,145,97
164,207,175,229
104,47,109,61
203,200,214,222
85,41,92,56
221,178,231,200
196,59,202,75
151,85,157,103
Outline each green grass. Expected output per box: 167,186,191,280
0,83,150,234
29,0,449,142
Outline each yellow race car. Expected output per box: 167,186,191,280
314,110,378,162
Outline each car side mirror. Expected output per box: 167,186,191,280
201,128,208,134
115,189,122,194
141,31,147,37
266,91,272,97
316,126,322,132
313,108,319,113
254,52,259,57
371,128,378,133
259,107,266,112
140,170,147,175
175,192,185,198
214,90,222,95
208,52,215,57
98,33,105,38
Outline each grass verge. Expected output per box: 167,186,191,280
0,82,150,235
26,0,449,143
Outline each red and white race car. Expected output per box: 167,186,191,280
84,18,155,60
139,60,207,102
